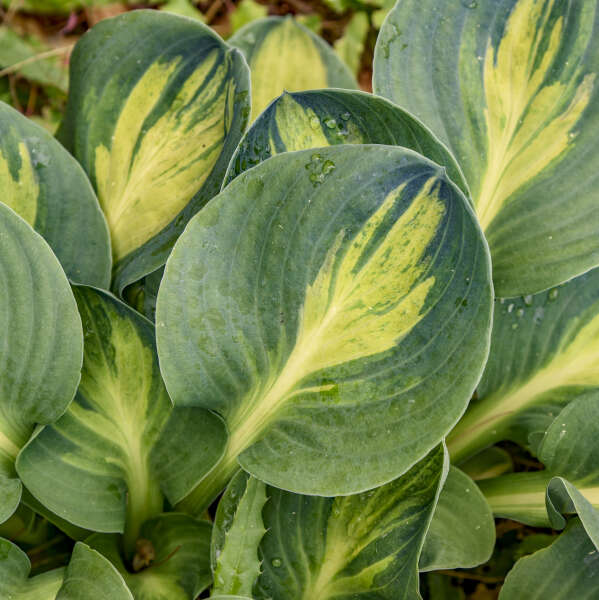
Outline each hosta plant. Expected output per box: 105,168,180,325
1,1,599,599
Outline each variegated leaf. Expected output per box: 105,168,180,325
57,10,250,293
16,286,226,552
449,267,599,463
224,89,468,196
254,446,446,599
0,101,110,287
229,16,357,121
156,144,492,513
374,0,599,296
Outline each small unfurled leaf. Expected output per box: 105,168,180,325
374,0,599,296
212,472,267,596
229,16,357,121
57,10,250,293
0,202,82,524
157,144,492,513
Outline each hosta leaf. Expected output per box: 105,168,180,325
16,286,225,550
499,519,599,600
0,101,111,287
86,513,213,600
157,144,492,512
374,0,599,296
229,16,357,121
0,537,65,599
224,88,468,196
57,543,133,600
0,203,82,524
254,445,446,599
420,466,495,571
124,267,165,322
449,267,599,463
57,10,250,293
212,472,267,596
460,446,513,481
479,393,599,534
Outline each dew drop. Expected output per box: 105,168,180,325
271,558,282,568
461,0,477,7
548,288,559,301
309,116,320,130
523,295,533,306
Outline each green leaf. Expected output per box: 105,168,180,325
86,513,213,600
374,0,599,296
0,202,82,524
460,446,513,481
212,472,267,596
420,466,495,571
0,26,68,92
334,13,369,77
254,445,446,599
0,536,64,599
0,101,111,287
160,0,205,20
124,266,164,322
229,16,357,121
499,519,599,599
16,286,225,552
157,144,493,513
57,543,133,600
449,268,599,463
57,10,250,294
224,88,469,196
231,0,268,34
479,393,599,534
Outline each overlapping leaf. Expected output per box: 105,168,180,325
157,144,492,513
224,89,468,195
0,102,111,287
16,286,225,550
0,202,82,524
479,393,599,535
229,17,357,121
57,10,250,293
254,446,446,599
374,0,599,296
420,467,495,572
449,267,599,463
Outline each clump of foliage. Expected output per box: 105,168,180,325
1,2,599,599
